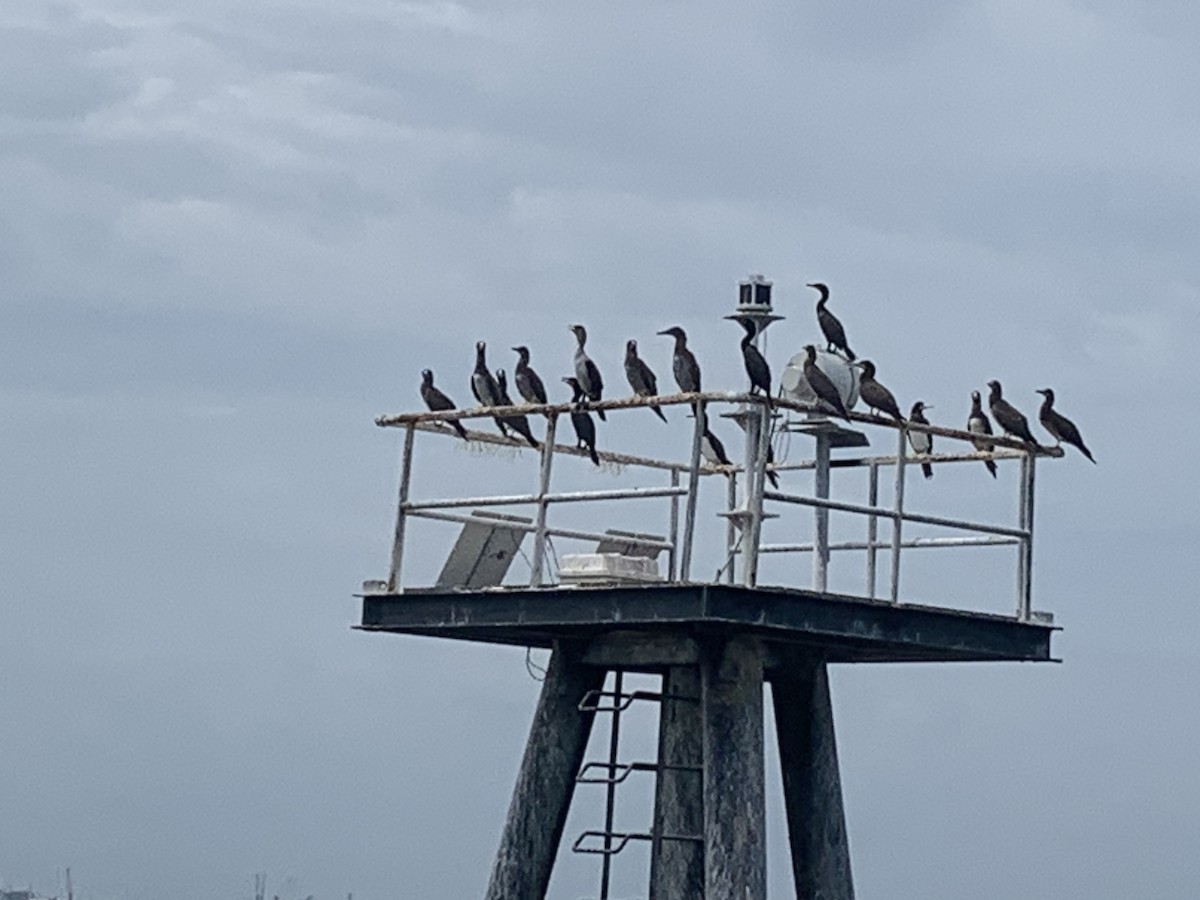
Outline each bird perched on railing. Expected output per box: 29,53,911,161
908,401,934,479
568,324,606,421
808,282,856,361
855,360,903,422
734,317,772,405
1036,388,1095,463
987,380,1038,447
494,370,539,448
563,377,600,465
420,369,468,440
512,346,547,406
471,341,509,438
657,326,702,395
801,345,849,420
701,425,732,468
624,339,667,422
967,390,998,478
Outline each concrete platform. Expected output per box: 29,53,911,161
358,583,1055,664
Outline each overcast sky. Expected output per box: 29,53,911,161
3,1,1199,898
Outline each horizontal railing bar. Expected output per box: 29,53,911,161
377,391,1064,456
758,536,1022,554
407,420,696,474
763,491,1030,539
407,508,675,550
405,485,687,512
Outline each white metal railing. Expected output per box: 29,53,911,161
377,391,1062,621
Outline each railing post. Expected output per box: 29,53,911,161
668,468,681,582
1017,454,1036,620
529,413,558,588
812,430,831,593
386,423,417,592
679,402,706,582
865,460,880,599
889,427,908,603
725,472,738,585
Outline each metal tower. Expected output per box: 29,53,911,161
359,280,1059,899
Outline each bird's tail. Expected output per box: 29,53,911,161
984,458,997,478
921,461,933,479
1082,444,1097,464
766,468,779,489
845,346,856,362
651,405,668,423
596,407,607,422
451,420,469,440
587,442,600,466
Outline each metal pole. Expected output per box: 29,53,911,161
679,402,706,581
528,413,558,588
812,430,831,593
741,405,762,586
889,427,908,603
866,461,880,599
725,473,738,585
668,469,681,582
386,423,416,592
1019,455,1037,621
599,670,624,900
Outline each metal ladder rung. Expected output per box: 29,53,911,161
577,760,701,785
572,830,703,856
578,688,663,713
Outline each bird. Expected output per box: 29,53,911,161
855,360,903,422
511,346,548,406
808,282,855,361
562,377,600,465
764,441,780,489
420,369,469,440
908,401,934,479
701,426,732,468
967,390,998,478
624,339,667,422
1037,388,1096,463
657,326,702,394
471,340,509,437
734,317,773,405
801,344,849,420
494,369,539,448
987,380,1039,447
568,324,606,421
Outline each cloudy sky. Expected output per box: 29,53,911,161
3,1,1199,897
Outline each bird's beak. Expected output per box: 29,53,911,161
924,405,935,410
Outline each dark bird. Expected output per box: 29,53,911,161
562,376,600,465
765,441,780,489
908,401,934,479
801,344,849,420
855,360,903,422
624,339,667,422
734,317,773,404
967,390,998,478
511,346,547,406
701,426,732,468
494,369,539,448
569,324,606,421
987,380,1038,447
471,340,509,437
1037,388,1096,463
808,282,855,361
420,369,469,440
657,326,702,393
